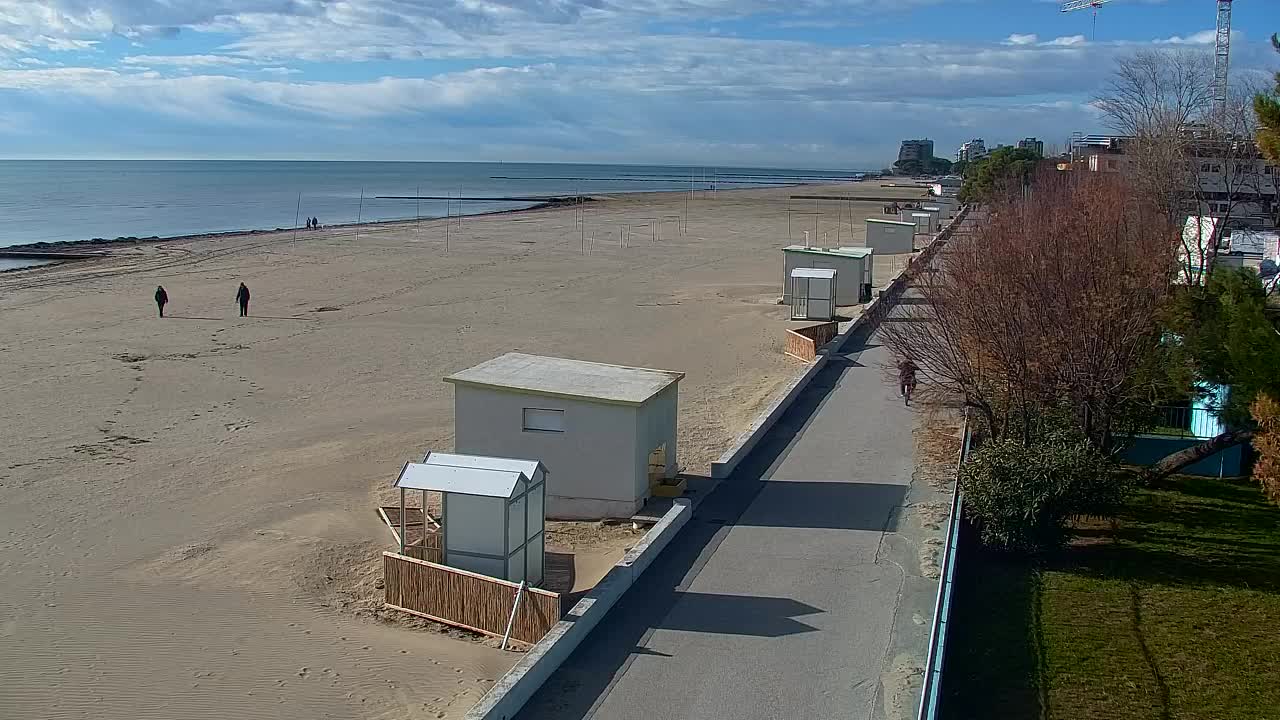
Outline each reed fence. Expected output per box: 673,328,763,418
383,552,562,644
784,321,839,361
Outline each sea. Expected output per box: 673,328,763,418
0,161,867,260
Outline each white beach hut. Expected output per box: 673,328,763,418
865,218,916,254
910,211,937,234
394,452,546,585
790,267,837,320
781,245,874,306
446,353,683,519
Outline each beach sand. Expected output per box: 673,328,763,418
0,183,928,720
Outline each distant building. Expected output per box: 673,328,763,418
897,139,935,165
957,139,987,162
1070,129,1277,229
1018,137,1044,156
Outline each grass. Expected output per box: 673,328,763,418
941,475,1280,720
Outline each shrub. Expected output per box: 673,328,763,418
961,431,1127,553
1252,394,1280,505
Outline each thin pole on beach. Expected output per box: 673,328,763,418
445,192,451,254
787,197,793,243
356,187,365,242
836,200,842,246
416,185,421,236
848,199,855,240
579,187,585,255
293,192,301,242
813,199,819,242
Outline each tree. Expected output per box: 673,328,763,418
951,158,969,178
1255,34,1280,164
893,156,953,176
1147,267,1280,480
1098,48,1273,285
1252,393,1280,505
882,168,1175,450
956,147,1041,204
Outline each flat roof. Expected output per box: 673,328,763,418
791,267,837,279
395,462,525,498
867,218,915,227
782,245,873,258
445,352,684,406
422,452,544,480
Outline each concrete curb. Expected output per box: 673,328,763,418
464,498,693,720
709,205,967,480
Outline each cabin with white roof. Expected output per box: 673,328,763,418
393,452,547,584
445,353,684,519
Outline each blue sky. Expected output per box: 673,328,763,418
0,0,1275,167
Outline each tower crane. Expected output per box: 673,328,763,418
1060,0,1235,117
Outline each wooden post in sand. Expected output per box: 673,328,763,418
836,201,842,246
445,192,451,254
293,192,301,242
416,185,421,236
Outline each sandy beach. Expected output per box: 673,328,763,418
0,183,928,720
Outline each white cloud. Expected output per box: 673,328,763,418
1006,34,1038,46
1157,29,1217,45
1046,35,1086,47
121,54,251,67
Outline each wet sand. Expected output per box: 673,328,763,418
0,183,928,720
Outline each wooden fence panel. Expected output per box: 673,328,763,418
383,552,562,645
784,321,839,362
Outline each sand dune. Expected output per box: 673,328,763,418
0,184,928,719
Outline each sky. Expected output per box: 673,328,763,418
0,0,1275,167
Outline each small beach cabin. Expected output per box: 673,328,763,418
789,268,837,321
393,452,546,584
865,218,916,254
910,211,937,234
446,353,684,519
781,245,873,306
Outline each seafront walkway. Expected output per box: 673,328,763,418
515,283,947,720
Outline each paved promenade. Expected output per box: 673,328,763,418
517,287,952,720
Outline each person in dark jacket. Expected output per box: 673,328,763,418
235,282,250,317
154,285,168,317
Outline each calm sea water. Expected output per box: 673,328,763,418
0,161,865,250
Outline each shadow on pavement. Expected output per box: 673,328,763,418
656,592,823,638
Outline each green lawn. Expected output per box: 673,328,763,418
941,476,1280,720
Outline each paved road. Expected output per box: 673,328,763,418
516,287,951,720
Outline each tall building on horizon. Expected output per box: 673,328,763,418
897,139,935,166
957,138,987,162
1018,137,1045,156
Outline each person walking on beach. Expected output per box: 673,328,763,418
235,282,251,317
154,285,168,318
